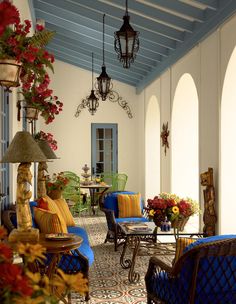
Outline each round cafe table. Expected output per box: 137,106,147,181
80,183,111,214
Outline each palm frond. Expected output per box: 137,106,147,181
29,30,55,47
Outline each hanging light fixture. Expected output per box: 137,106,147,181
97,14,111,101
114,0,139,68
87,53,99,115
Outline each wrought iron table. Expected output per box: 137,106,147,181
118,221,203,283
80,183,111,214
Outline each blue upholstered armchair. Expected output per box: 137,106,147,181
102,191,149,251
145,235,236,304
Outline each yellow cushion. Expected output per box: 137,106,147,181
53,198,75,226
40,195,67,232
173,237,197,265
117,193,142,218
34,207,68,233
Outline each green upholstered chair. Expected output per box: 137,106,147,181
61,171,90,216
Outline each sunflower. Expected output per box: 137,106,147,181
149,209,155,217
172,206,179,214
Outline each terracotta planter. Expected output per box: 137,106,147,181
47,189,62,200
0,59,22,90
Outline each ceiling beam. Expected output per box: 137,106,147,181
47,47,139,86
144,0,205,22
106,0,194,32
136,0,236,93
35,0,178,48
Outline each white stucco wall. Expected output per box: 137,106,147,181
38,60,140,192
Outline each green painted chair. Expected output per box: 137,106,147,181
61,171,90,216
101,172,128,192
93,173,128,211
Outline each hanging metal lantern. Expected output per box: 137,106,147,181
86,89,99,115
86,53,99,115
114,0,139,68
97,14,111,101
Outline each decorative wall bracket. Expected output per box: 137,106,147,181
75,89,133,118
161,122,169,156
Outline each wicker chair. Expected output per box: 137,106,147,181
102,191,148,251
61,171,90,216
145,235,236,304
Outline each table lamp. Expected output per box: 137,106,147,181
36,139,58,198
1,131,47,242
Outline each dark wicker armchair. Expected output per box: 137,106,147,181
102,191,148,251
145,235,236,304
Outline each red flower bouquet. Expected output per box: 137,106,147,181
34,130,58,151
147,193,200,228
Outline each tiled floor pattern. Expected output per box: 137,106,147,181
71,213,174,304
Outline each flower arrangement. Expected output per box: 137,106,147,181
46,172,69,192
0,1,64,124
20,73,63,124
0,1,54,81
0,226,87,303
34,130,58,151
147,192,200,226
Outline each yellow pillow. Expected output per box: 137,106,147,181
40,195,67,232
173,237,196,265
53,198,75,226
34,207,68,234
117,193,142,218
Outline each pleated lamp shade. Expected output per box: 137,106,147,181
36,139,58,160
1,131,47,163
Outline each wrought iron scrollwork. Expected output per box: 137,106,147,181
75,89,133,118
107,90,133,118
74,98,89,118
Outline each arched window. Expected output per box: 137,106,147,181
145,95,160,200
220,46,236,234
172,73,199,229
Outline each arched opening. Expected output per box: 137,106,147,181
220,46,236,234
145,95,160,200
172,73,199,229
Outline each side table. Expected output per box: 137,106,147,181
38,234,83,304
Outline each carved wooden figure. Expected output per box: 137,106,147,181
37,161,48,198
200,167,217,236
16,162,33,231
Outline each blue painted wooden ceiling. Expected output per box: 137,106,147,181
30,0,236,93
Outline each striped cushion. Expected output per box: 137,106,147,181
117,193,142,218
53,198,75,226
34,207,68,233
39,195,67,232
173,237,197,265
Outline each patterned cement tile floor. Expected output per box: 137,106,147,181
71,212,174,304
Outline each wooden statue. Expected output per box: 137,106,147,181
37,161,48,198
9,162,39,242
200,167,217,236
16,162,33,230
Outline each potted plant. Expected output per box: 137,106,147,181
46,172,69,199
19,73,63,124
0,226,88,303
34,130,58,151
0,0,55,91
